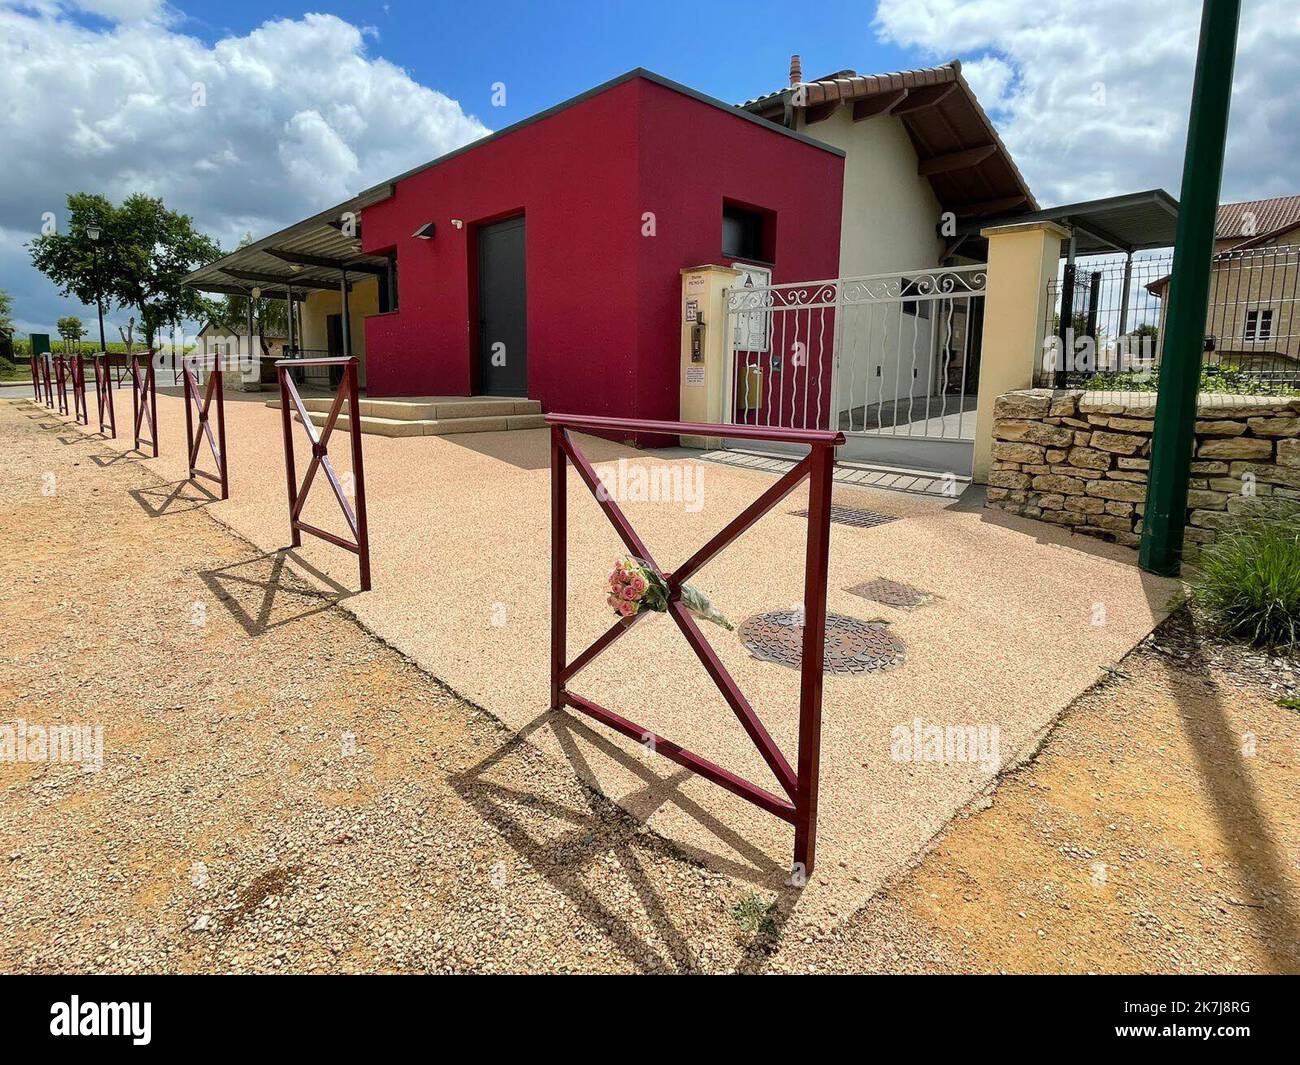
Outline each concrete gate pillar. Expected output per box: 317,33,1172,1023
971,220,1070,483
678,264,740,449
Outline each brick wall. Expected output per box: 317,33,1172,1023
985,389,1300,554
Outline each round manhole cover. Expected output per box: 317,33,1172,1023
737,611,904,674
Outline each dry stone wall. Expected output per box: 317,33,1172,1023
986,389,1300,555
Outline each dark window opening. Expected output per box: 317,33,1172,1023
377,251,399,313
722,204,770,262
900,277,932,319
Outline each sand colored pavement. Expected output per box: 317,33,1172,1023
14,390,1179,928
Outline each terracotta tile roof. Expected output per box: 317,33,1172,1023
742,61,962,110
740,60,1037,218
1216,196,1300,241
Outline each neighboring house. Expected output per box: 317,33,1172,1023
196,321,287,360
741,56,1034,279
1147,195,1300,371
738,57,1033,425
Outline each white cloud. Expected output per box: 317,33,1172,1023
874,0,1300,208
0,6,489,336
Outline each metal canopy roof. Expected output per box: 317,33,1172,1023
961,188,1180,256
183,187,393,298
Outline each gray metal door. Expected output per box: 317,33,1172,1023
478,216,527,397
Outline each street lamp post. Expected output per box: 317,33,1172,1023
86,223,107,353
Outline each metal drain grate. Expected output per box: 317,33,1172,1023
791,504,899,529
737,610,905,674
846,577,931,610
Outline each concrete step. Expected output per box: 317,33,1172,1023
291,410,547,438
268,395,541,420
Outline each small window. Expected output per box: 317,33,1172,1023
1244,308,1272,342
722,204,768,262
377,252,399,313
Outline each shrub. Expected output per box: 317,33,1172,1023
1191,502,1300,648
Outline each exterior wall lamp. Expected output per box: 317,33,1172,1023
412,223,436,240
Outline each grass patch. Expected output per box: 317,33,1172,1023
1278,696,1300,712
732,892,778,937
0,356,31,381
1191,502,1300,648
1078,369,1300,397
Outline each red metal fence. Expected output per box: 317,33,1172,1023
275,356,370,591
71,354,89,426
547,413,842,878
130,353,158,457
54,355,69,416
93,354,116,437
182,360,229,499
38,354,54,407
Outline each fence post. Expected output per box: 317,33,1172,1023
346,359,370,590
550,426,567,712
215,366,228,500
792,442,834,879
277,366,302,549
1141,0,1241,576
1055,263,1076,389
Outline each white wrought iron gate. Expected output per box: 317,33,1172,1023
722,265,987,475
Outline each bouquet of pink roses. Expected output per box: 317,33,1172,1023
606,557,733,630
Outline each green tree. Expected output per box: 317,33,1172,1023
0,289,14,363
56,315,86,352
29,193,222,350
203,235,289,358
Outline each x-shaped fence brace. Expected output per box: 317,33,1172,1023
39,354,55,408
276,356,371,592
130,353,158,457
70,354,89,426
93,354,117,438
547,413,842,878
54,355,69,416
182,360,229,500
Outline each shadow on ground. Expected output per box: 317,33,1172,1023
199,549,357,636
1166,612,1300,971
450,711,803,974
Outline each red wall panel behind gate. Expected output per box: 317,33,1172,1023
361,72,843,424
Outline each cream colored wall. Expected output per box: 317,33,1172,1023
971,221,1069,483
795,108,946,280
297,277,379,386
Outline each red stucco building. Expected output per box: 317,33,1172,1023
187,70,845,427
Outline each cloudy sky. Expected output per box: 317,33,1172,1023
2,0,1297,337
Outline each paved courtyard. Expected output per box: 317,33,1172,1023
10,389,1179,929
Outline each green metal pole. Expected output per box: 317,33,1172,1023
1140,0,1242,576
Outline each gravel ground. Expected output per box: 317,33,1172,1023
0,399,955,973
2,399,1294,974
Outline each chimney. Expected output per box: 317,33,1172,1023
789,54,802,86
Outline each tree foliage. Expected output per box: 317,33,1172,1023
28,193,222,349
56,315,86,349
